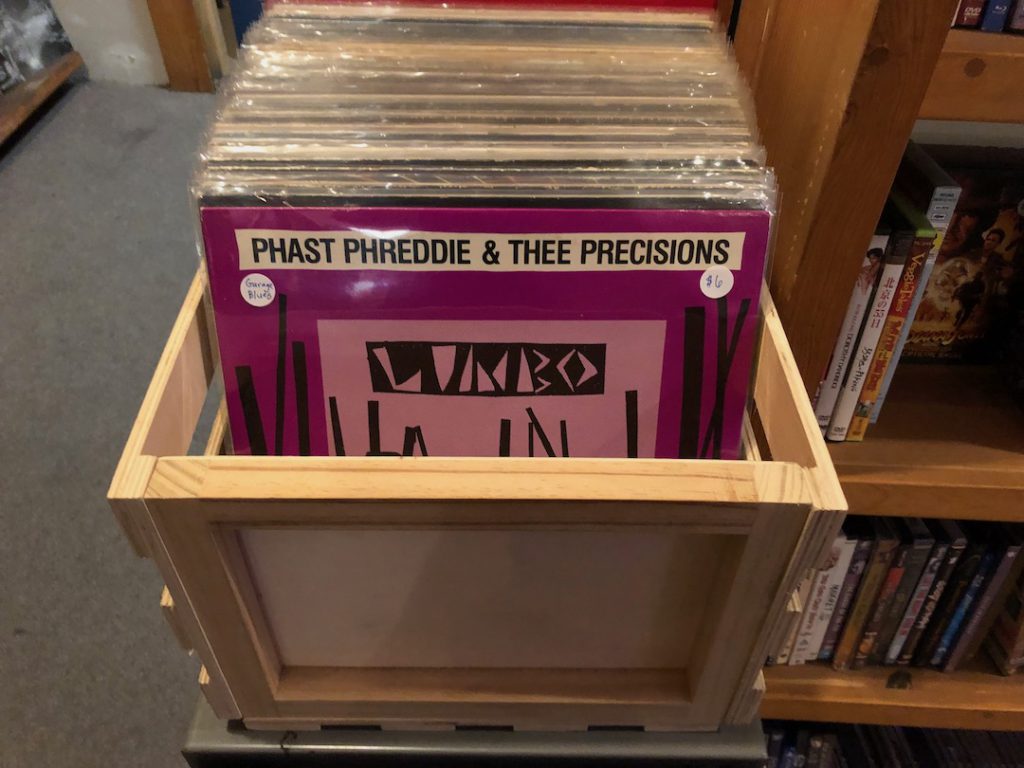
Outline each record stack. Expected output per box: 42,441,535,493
194,3,776,460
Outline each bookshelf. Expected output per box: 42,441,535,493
763,659,1024,731
734,0,1024,733
761,364,1024,729
830,364,1024,523
920,29,1024,124
0,51,83,145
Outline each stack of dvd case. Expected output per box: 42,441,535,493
194,3,776,460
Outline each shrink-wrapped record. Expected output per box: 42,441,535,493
194,3,776,460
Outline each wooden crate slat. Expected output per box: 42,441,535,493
147,454,805,510
160,585,193,651
693,502,814,721
109,269,839,731
109,270,215,556
723,288,846,724
199,665,240,720
203,400,230,458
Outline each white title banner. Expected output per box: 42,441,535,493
235,229,746,272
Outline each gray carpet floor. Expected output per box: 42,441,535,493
0,80,215,768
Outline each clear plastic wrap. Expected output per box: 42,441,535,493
193,3,776,461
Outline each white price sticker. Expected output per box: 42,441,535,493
700,267,734,299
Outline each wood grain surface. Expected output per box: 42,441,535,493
0,51,83,144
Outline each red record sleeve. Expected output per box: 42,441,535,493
265,0,717,10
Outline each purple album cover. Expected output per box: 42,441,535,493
199,206,771,460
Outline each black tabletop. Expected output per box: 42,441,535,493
182,698,767,768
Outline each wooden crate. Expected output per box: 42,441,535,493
108,268,844,732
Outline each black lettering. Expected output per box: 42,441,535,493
403,426,429,456
695,239,714,265
677,239,694,265
525,407,557,457
509,239,524,265
498,419,511,457
365,400,400,456
303,238,321,264
580,240,597,265
714,239,730,265
268,238,286,264
556,239,571,265
630,239,646,265
251,238,268,264
368,341,605,397
343,238,360,264
509,239,565,265
321,238,335,264
361,238,378,264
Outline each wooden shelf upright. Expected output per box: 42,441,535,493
732,0,1024,732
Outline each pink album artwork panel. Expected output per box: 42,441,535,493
317,319,666,458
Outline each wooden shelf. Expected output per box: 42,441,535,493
829,364,1024,521
762,660,1024,731
0,51,83,145
920,29,1024,123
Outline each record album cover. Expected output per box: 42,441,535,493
201,205,770,459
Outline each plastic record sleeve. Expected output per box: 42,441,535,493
192,2,776,461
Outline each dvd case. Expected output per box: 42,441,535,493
194,4,776,459
814,231,888,431
904,149,1024,362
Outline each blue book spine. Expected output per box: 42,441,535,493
981,2,1013,31
930,551,996,666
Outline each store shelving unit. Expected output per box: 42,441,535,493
0,51,83,145
762,658,1024,731
921,29,1024,124
733,1,1024,731
829,364,1024,523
